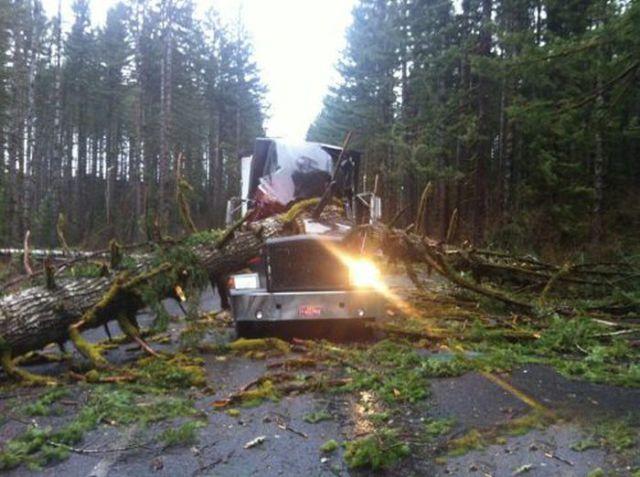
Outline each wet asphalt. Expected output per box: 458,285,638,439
0,284,639,476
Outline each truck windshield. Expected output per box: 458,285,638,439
258,140,333,206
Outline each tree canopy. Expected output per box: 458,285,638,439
309,0,640,254
0,0,266,248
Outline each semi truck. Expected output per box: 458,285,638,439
225,138,385,337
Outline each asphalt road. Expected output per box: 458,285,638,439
1,285,638,476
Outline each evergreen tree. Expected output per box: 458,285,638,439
0,0,266,246
63,0,96,239
0,0,12,240
309,0,403,214
100,2,130,229
311,0,640,254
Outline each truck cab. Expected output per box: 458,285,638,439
226,138,384,337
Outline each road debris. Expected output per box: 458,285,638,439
244,435,266,449
513,463,534,475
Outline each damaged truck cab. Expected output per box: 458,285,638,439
226,138,385,337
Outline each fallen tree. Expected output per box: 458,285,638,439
0,207,305,383
1,200,638,384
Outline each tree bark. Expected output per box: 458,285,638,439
158,0,173,232
473,0,492,246
130,0,145,242
50,0,63,246
592,52,605,246
210,110,223,226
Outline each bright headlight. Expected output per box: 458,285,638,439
349,259,381,288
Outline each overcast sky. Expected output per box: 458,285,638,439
42,0,356,140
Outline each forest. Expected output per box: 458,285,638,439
0,0,265,248
1,0,639,256
309,0,640,256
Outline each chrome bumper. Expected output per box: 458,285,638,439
230,289,384,322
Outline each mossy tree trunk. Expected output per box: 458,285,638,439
0,213,290,364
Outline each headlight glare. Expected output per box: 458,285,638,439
349,259,381,288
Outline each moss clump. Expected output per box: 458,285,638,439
571,439,600,451
343,428,410,469
135,354,207,389
320,439,339,453
537,316,603,353
159,421,206,447
280,198,322,224
0,384,200,470
446,429,485,457
238,380,280,407
63,262,104,279
574,419,638,454
81,354,208,389
433,411,552,460
422,355,472,377
441,412,551,459
368,412,391,425
423,417,455,440
67,386,199,430
586,469,605,477
228,338,291,355
183,229,224,248
502,411,550,437
593,419,637,453
339,340,431,404
303,410,332,424
549,356,640,387
0,426,70,471
22,388,70,417
179,323,209,350
275,357,317,370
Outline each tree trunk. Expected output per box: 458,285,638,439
212,111,223,226
75,100,88,239
23,0,40,239
159,1,173,232
592,87,604,246
9,4,26,245
473,0,492,246
51,0,63,245
131,0,145,242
